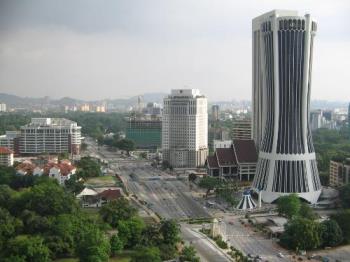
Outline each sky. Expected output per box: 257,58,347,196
0,0,349,101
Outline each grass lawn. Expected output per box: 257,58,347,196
85,176,117,187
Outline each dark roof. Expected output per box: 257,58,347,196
98,189,122,200
233,140,258,163
216,148,237,166
207,155,219,168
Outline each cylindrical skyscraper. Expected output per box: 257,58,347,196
252,10,322,204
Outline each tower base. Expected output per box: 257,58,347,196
260,189,322,204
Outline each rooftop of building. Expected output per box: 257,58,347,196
98,188,122,200
252,10,312,30
22,118,80,128
216,148,237,166
167,89,206,99
16,158,75,176
0,147,13,154
233,140,258,163
207,155,219,168
206,139,258,168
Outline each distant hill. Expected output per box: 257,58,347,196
0,92,347,110
0,92,167,109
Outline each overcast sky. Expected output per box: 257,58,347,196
0,0,349,101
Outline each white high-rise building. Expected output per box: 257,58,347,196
19,118,82,155
252,10,322,204
0,103,7,112
162,89,208,168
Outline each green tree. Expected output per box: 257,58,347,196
76,226,110,262
99,198,137,228
161,160,173,171
332,209,350,243
179,245,200,262
76,157,102,179
117,217,145,248
280,217,322,251
110,234,123,256
0,208,22,251
159,243,177,260
131,246,161,262
141,224,162,246
188,173,197,183
160,220,180,245
339,184,350,208
20,210,51,235
277,194,301,219
45,214,77,258
6,235,50,262
198,176,220,197
116,139,135,154
16,181,77,216
58,152,69,161
0,166,16,185
64,174,84,194
299,202,318,220
320,219,343,247
0,185,16,210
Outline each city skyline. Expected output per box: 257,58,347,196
0,0,349,101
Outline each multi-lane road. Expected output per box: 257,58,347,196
119,163,211,220
84,139,290,262
219,215,290,262
83,140,231,261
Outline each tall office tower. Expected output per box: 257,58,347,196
162,89,208,168
232,118,252,140
252,10,322,204
211,105,220,121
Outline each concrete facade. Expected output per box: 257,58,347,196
252,10,322,204
162,89,208,168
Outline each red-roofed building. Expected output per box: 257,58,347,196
77,187,123,208
47,161,76,185
206,139,258,181
98,189,122,203
16,160,36,175
0,147,14,166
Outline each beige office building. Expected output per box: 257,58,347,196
162,89,208,168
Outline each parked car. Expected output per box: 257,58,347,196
277,252,285,258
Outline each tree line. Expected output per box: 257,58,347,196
0,164,199,261
277,194,348,251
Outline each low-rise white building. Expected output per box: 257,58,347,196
33,166,44,176
213,140,233,151
47,162,76,185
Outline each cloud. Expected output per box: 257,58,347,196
0,0,349,101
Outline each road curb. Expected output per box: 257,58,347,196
191,228,234,262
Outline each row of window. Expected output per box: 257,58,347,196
253,158,270,191
276,30,306,154
261,19,317,32
272,160,309,193
260,31,275,153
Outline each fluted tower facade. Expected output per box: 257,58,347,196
252,10,321,204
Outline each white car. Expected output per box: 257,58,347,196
277,252,285,258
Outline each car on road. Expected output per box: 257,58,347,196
277,252,284,258
229,221,234,225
